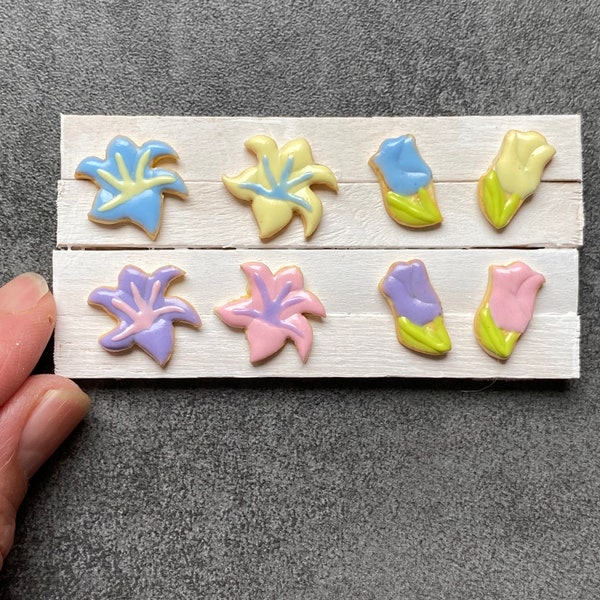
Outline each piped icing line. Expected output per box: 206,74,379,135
215,262,326,363
76,136,187,240
88,265,201,366
379,260,451,356
478,130,555,229
369,135,442,228
222,135,338,240
473,261,545,360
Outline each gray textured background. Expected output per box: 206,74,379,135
0,1,599,598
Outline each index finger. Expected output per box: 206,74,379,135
0,273,56,407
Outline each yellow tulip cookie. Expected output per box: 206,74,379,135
222,136,338,240
478,130,555,229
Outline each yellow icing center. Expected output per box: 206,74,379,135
97,150,176,212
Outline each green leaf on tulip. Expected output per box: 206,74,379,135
397,315,451,355
475,303,520,359
481,170,522,229
385,186,443,228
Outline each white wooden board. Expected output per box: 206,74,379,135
53,249,579,379
54,115,582,379
58,115,582,249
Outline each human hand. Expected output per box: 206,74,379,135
0,273,91,570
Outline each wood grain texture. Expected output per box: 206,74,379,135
53,248,579,379
57,180,583,249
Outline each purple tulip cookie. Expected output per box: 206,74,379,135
379,259,451,355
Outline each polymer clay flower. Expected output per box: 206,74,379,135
379,260,451,355
222,135,338,240
215,262,326,363
474,261,545,359
76,136,187,240
369,135,442,228
89,265,201,366
478,130,555,229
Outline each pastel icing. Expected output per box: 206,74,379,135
222,135,338,240
76,136,187,240
88,265,201,366
474,261,545,359
369,135,442,228
478,130,555,229
379,260,451,355
215,262,326,363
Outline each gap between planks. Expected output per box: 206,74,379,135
57,180,583,249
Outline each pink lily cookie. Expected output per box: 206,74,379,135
215,262,326,363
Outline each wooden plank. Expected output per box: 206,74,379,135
52,248,579,379
53,313,579,380
55,115,582,379
61,115,582,183
57,180,583,249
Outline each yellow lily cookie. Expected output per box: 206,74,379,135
222,135,338,240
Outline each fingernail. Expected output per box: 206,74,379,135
0,273,49,314
18,388,91,478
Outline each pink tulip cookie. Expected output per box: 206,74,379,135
88,265,201,366
215,262,326,363
474,261,545,359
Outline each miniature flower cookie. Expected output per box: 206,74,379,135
215,262,326,363
88,265,201,366
379,260,451,355
478,130,555,229
76,136,187,240
474,261,545,359
369,135,442,228
222,136,338,240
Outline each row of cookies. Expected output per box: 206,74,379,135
89,259,544,367
76,130,555,240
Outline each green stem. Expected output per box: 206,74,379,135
481,170,522,229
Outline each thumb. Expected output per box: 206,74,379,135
0,375,90,570
0,272,56,407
